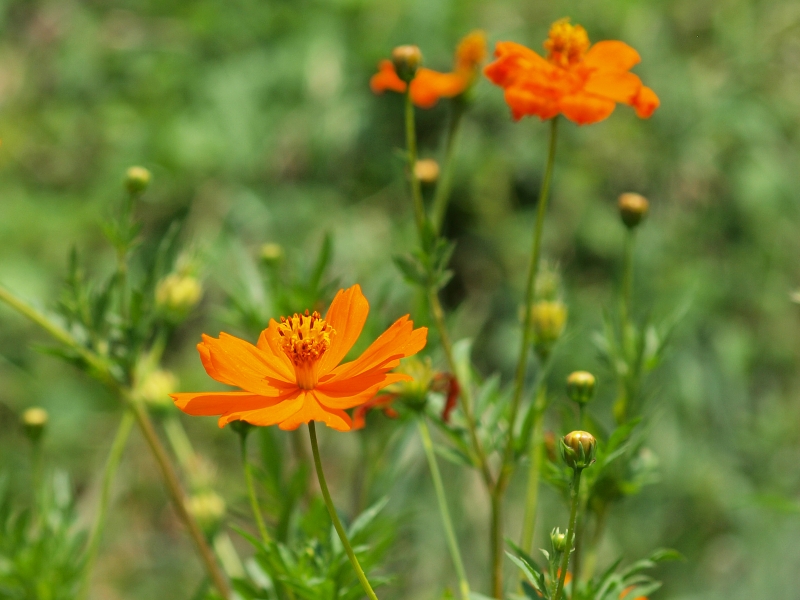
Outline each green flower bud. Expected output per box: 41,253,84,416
135,370,178,417
392,45,422,82
550,527,567,552
260,242,284,264
530,300,567,358
618,193,649,229
566,371,596,406
186,490,226,535
125,166,152,194
560,430,597,471
156,273,203,315
22,407,48,443
414,159,440,185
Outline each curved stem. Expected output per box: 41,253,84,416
553,469,582,600
308,422,379,600
240,434,271,544
405,90,427,238
78,409,135,600
431,102,465,234
519,386,547,554
417,417,471,600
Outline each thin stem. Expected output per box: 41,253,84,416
431,102,466,234
553,469,583,600
404,90,427,237
621,229,635,328
240,434,271,544
130,399,231,599
308,422,379,600
78,409,135,600
417,417,471,600
519,386,547,554
490,489,504,598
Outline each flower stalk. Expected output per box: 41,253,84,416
308,421,380,600
239,431,271,544
519,385,547,554
430,101,466,234
553,468,582,600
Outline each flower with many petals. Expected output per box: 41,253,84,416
171,285,427,432
484,19,659,125
371,30,488,109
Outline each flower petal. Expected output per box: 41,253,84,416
219,388,306,427
317,284,370,375
316,372,411,409
583,71,642,103
256,320,297,381
484,42,553,87
370,60,407,94
171,392,269,416
559,92,616,125
632,85,660,118
410,69,468,109
503,85,561,121
583,41,641,72
277,391,353,432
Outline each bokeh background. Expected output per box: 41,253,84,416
1,0,800,598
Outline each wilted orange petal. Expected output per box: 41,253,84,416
370,60,407,94
632,85,660,118
583,40,641,71
410,69,469,109
584,71,642,103
278,391,352,432
559,91,616,125
317,284,370,375
171,392,269,416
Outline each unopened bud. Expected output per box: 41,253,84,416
560,430,597,471
125,166,151,194
136,370,178,416
156,273,203,315
618,193,649,229
414,159,440,184
260,242,284,264
530,300,567,357
550,527,567,552
22,407,48,443
186,490,226,535
391,45,422,82
566,371,596,406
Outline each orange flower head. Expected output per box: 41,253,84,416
371,30,487,109
172,285,427,432
484,18,659,125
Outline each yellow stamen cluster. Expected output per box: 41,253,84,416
544,19,589,68
277,310,334,388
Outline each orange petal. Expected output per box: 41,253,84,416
317,284,370,376
199,333,293,396
330,316,427,381
171,392,270,416
410,69,469,109
455,30,487,74
583,40,641,72
484,41,553,87
559,91,616,125
583,71,642,103
632,85,659,118
315,372,411,409
503,86,560,121
277,391,353,432
370,60,407,94
256,320,297,381
219,388,306,427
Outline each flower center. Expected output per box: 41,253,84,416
544,19,589,68
277,310,334,389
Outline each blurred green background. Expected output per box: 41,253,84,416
1,0,800,598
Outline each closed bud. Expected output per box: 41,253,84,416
156,273,203,315
566,371,596,406
414,159,440,184
260,242,284,264
186,490,226,535
135,370,178,416
560,430,597,471
391,45,422,82
125,166,152,194
550,527,567,552
530,300,567,358
22,407,48,443
618,193,649,229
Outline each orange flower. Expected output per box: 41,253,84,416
484,19,659,125
171,285,427,432
370,30,487,109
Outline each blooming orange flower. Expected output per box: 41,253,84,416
484,19,659,125
370,30,487,109
171,285,427,432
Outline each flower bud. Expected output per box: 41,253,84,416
530,300,567,357
618,193,649,229
560,430,597,471
156,273,203,315
566,371,596,406
391,45,422,82
186,490,226,535
125,166,152,194
414,159,440,184
22,407,48,443
135,370,178,416
550,527,567,552
260,242,284,264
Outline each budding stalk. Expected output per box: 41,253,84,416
125,166,152,195
392,45,422,82
566,371,596,407
618,193,649,229
560,430,597,471
22,407,48,443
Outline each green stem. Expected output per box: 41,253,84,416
308,422,379,600
78,409,135,600
405,90,427,238
417,417,470,600
490,489,504,598
621,229,635,328
240,433,271,544
519,386,547,554
431,101,465,234
553,469,582,600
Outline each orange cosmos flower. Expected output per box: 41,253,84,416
370,30,487,109
171,285,427,432
484,18,659,125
